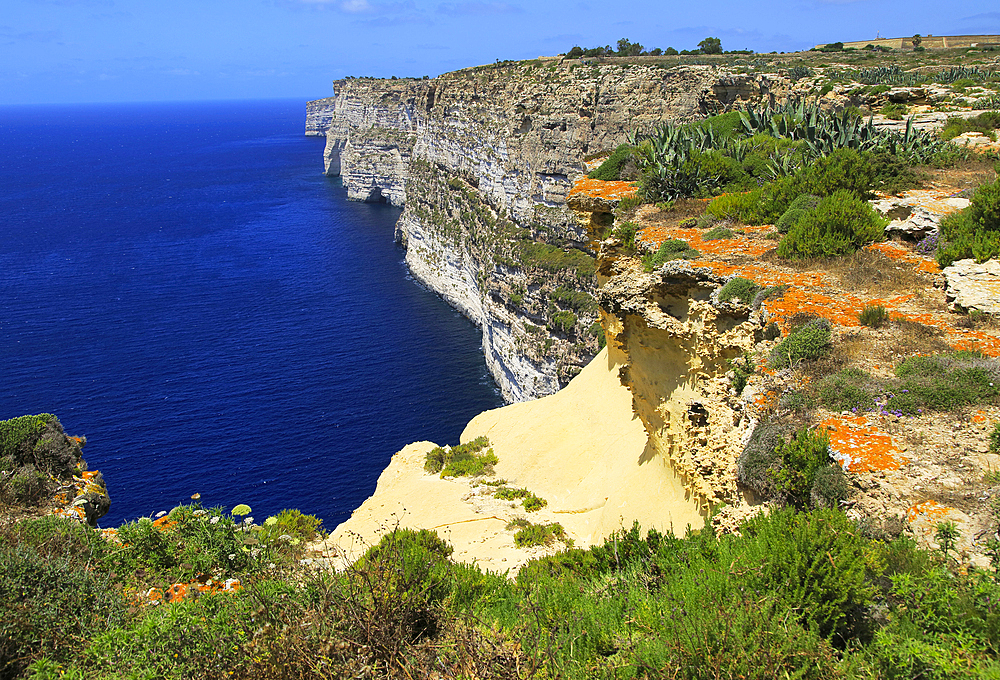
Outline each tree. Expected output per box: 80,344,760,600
698,37,722,54
566,46,584,59
617,38,644,57
911,34,922,48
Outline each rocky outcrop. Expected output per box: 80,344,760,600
309,63,764,401
598,255,764,510
944,258,1000,313
0,414,110,526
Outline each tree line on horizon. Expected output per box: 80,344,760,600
565,37,752,58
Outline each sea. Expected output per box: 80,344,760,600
0,99,505,528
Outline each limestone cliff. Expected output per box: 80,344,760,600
307,62,770,401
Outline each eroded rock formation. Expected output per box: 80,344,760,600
307,62,766,400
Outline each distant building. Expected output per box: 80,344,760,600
814,34,1000,51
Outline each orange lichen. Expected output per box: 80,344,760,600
906,499,952,524
139,578,241,606
568,177,637,201
819,415,909,473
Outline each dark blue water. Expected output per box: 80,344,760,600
0,100,503,528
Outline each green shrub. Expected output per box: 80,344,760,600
703,224,735,240
550,310,577,335
768,318,832,368
885,351,1000,414
258,509,325,560
611,220,640,249
494,486,530,501
742,508,873,639
718,276,761,305
776,193,820,233
819,368,882,411
114,505,258,582
940,112,1000,141
642,238,699,270
737,421,788,500
519,241,596,278
859,303,890,328
810,464,850,509
522,493,547,512
507,519,570,547
880,102,908,120
588,144,636,180
794,148,877,199
991,422,1000,454
936,177,1000,267
0,535,127,676
425,436,493,475
771,427,833,508
777,190,886,259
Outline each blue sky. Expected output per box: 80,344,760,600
2,0,998,105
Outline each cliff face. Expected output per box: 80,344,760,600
308,62,767,401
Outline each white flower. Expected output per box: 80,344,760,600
193,509,206,517
209,516,220,524
228,554,236,561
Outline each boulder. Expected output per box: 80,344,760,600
943,258,1000,313
884,205,940,239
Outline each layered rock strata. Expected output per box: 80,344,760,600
307,63,768,400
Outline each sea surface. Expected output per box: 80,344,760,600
0,99,504,528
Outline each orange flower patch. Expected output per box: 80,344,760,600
567,177,637,201
139,578,242,606
819,415,909,473
906,499,953,524
152,515,178,532
973,410,989,424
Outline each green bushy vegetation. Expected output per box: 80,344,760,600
717,276,761,305
768,318,832,368
940,111,1000,141
424,436,497,477
859,303,890,328
936,177,1000,267
885,351,1000,414
494,486,548,512
11,501,1000,679
777,190,886,259
641,238,699,270
587,144,636,180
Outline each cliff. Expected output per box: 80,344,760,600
0,414,110,527
306,63,776,401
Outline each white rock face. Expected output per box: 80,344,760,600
944,258,1000,313
308,64,757,401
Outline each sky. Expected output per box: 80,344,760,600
2,0,999,105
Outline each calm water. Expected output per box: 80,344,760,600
0,99,503,527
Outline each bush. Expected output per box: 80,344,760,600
936,177,1000,267
588,144,637,181
794,148,877,199
611,220,640,249
114,505,259,583
777,190,886,259
642,238,699,270
776,193,820,234
771,427,833,508
992,422,1000,454
0,529,127,676
718,277,761,305
703,224,735,240
885,351,1000,414
742,508,873,640
810,464,850,509
507,519,570,547
522,493,547,512
768,318,832,368
880,102,908,120
258,508,325,560
819,368,882,411
737,421,788,500
425,436,494,476
859,303,890,328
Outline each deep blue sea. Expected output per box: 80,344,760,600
0,99,503,528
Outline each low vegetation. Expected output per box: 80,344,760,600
424,436,497,477
9,503,1000,679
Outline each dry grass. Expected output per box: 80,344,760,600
917,158,999,194
894,316,952,355
789,250,929,295
640,198,708,227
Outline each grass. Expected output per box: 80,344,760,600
859,304,889,328
424,436,497,477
